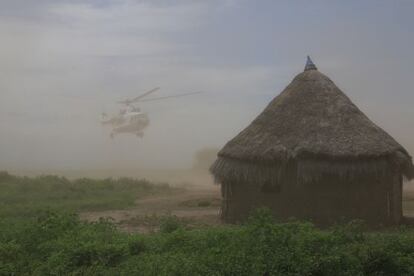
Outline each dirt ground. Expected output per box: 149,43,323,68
79,172,414,233
10,168,414,232
81,184,221,233
80,170,222,233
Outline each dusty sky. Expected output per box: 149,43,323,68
0,0,413,171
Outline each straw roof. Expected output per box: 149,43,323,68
211,58,414,184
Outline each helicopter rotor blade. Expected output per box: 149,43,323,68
131,87,160,102
137,91,204,103
117,87,160,105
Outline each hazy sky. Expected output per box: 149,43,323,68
0,0,413,171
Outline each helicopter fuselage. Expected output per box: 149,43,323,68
110,112,150,138
101,87,201,138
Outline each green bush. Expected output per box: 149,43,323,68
127,237,147,255
1,209,414,275
159,215,182,233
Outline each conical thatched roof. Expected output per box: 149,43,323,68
211,58,414,185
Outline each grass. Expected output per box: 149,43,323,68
0,171,176,219
119,214,202,233
1,209,414,275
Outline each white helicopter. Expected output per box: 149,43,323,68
101,87,202,138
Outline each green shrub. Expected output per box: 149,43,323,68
2,211,414,275
159,215,182,233
127,237,147,255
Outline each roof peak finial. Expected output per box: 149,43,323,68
304,55,317,71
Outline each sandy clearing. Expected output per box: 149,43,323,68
80,180,414,233
80,184,222,232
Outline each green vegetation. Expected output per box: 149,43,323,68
179,197,220,208
0,171,175,219
2,209,414,275
120,214,196,233
1,172,414,275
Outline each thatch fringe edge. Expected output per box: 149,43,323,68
210,155,412,186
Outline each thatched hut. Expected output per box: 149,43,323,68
210,57,414,225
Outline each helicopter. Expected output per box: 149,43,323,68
101,87,202,138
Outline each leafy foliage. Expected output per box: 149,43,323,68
159,215,183,233
1,209,414,275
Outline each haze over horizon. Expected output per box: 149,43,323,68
0,0,413,172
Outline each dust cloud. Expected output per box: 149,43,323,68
0,1,413,185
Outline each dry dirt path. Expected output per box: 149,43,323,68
80,185,221,233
